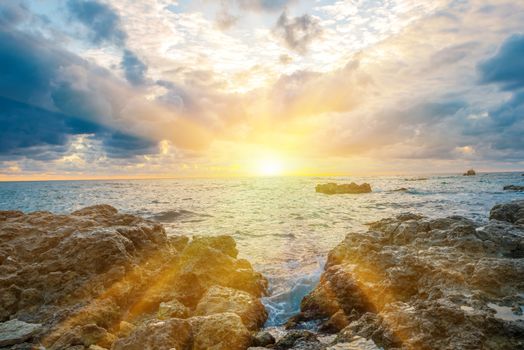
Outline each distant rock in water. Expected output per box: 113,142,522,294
149,209,212,223
391,187,408,192
463,168,476,176
290,200,524,349
316,182,372,194
503,185,524,192
0,205,267,350
403,177,428,181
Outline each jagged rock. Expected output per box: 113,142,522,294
315,183,372,195
274,330,320,350
111,318,192,350
195,285,267,330
157,299,190,319
49,323,116,349
503,185,524,192
189,312,252,350
463,169,476,176
297,201,524,349
0,205,268,349
0,319,42,347
490,200,524,225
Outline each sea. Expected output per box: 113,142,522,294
1,172,523,326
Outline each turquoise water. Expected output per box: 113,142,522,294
1,173,523,325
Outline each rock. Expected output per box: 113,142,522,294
319,309,350,333
0,205,268,349
157,299,190,319
189,312,252,350
297,201,524,349
49,324,116,349
489,200,524,225
463,169,476,176
274,330,320,350
316,183,372,195
503,185,524,192
252,331,276,347
195,285,267,330
392,187,408,192
111,318,192,350
326,336,380,349
0,319,42,347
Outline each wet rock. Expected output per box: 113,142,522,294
503,185,524,192
316,183,372,195
0,205,268,349
195,285,267,330
297,201,524,349
463,169,476,176
252,330,276,347
0,319,42,347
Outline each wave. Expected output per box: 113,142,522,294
262,257,325,327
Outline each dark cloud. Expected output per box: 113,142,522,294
0,27,156,160
121,49,147,85
273,11,323,54
67,0,127,46
0,2,29,28
478,34,524,91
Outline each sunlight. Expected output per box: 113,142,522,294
257,158,284,176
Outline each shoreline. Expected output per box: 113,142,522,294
1,200,524,349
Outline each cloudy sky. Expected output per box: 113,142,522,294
0,0,523,180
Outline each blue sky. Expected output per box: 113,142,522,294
0,0,523,179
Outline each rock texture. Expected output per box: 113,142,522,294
0,319,42,347
463,169,476,176
316,183,372,195
291,200,524,349
0,205,268,349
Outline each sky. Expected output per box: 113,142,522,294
0,0,523,180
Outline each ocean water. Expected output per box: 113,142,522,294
1,173,523,326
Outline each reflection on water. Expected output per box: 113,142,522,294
0,173,523,325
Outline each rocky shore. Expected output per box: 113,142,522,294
279,200,524,349
0,205,268,350
2,200,524,350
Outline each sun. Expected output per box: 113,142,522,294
257,158,284,176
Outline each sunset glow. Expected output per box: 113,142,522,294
1,1,524,180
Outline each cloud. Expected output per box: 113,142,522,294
478,34,524,91
227,0,296,12
0,25,197,160
67,0,127,46
121,49,147,85
272,11,323,54
0,1,29,28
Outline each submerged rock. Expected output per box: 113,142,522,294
463,169,476,176
316,183,372,195
0,205,268,349
294,200,524,349
504,185,524,192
